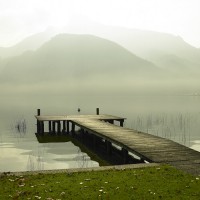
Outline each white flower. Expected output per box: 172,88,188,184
60,192,65,196
35,196,41,199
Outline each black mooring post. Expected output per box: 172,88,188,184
37,109,40,134
96,108,99,115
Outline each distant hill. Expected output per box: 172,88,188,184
63,21,200,75
1,33,199,95
0,34,162,89
0,27,58,59
2,22,200,77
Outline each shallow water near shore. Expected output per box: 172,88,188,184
0,94,200,172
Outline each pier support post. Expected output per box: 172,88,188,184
62,121,66,134
120,120,124,127
106,140,112,156
36,109,41,134
108,120,114,124
37,122,40,134
38,121,44,135
122,148,128,164
71,122,75,135
52,121,56,134
80,129,84,142
57,121,61,134
67,121,70,134
48,121,52,133
93,135,97,150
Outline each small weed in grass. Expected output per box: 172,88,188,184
0,165,200,199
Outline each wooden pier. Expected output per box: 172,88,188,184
35,111,200,176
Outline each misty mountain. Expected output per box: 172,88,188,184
63,21,200,75
1,21,200,77
0,27,58,59
0,34,166,94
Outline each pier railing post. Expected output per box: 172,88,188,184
96,108,99,115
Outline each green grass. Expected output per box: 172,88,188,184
0,165,200,200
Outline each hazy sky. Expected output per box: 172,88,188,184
0,0,200,47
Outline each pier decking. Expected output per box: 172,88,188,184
35,114,200,176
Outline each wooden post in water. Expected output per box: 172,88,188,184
67,121,70,134
93,135,96,150
108,119,114,124
57,121,61,134
106,140,112,156
71,122,75,135
48,121,52,133
62,121,66,134
96,108,99,115
38,121,44,135
120,120,124,127
122,148,128,164
37,109,41,134
41,121,44,135
52,121,56,134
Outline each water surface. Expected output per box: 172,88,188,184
0,95,200,172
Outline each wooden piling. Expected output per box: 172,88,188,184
67,121,70,134
57,121,61,134
36,109,40,134
48,121,52,133
120,120,124,127
71,122,75,135
122,148,128,164
62,121,66,134
96,108,99,115
52,121,56,134
106,140,112,156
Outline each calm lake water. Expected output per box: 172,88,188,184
0,95,200,172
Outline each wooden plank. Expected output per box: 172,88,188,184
35,114,126,121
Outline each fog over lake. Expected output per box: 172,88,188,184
0,93,200,172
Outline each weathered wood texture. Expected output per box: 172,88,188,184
36,114,125,122
71,118,200,176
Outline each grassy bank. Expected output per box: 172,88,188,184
1,165,199,200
